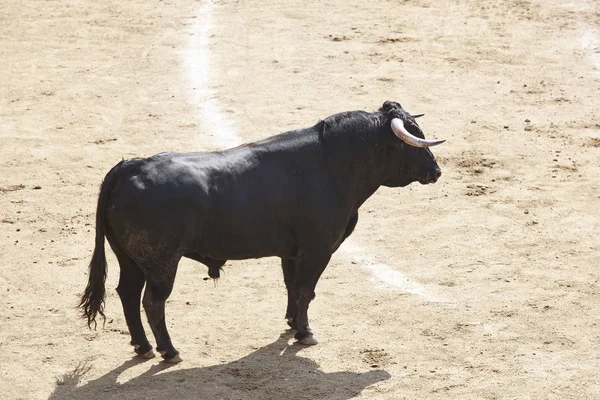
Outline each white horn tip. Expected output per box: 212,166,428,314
391,118,445,148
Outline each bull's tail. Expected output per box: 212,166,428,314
79,160,125,329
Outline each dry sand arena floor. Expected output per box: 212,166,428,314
1,0,599,399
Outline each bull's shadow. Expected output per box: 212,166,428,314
49,331,390,400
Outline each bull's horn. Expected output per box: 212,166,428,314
391,118,445,148
411,114,425,118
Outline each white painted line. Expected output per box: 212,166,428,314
579,26,600,75
184,0,445,302
561,2,591,12
186,0,243,149
567,0,600,76
338,240,446,302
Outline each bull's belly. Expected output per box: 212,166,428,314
113,222,292,264
183,229,294,261
109,205,298,264
108,180,331,263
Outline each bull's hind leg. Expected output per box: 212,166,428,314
281,259,297,328
142,261,182,363
293,252,331,346
114,253,154,359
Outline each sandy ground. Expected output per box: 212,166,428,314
1,0,599,398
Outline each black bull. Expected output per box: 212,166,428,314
80,101,443,362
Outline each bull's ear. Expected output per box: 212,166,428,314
381,101,402,113
411,114,425,119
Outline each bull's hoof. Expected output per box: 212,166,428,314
159,350,183,364
164,354,183,363
133,344,156,359
297,335,319,346
138,349,157,359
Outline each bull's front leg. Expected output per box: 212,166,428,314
281,259,298,328
293,252,331,345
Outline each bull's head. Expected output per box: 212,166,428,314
380,101,444,187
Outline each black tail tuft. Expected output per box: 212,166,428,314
79,242,107,329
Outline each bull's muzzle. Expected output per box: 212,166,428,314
420,168,442,184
